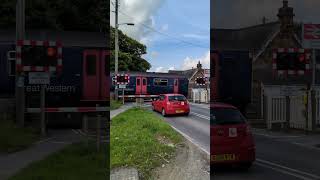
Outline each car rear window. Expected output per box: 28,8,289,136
211,108,246,125
168,95,186,101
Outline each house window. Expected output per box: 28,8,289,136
143,79,146,86
7,51,16,76
154,78,168,86
137,78,141,86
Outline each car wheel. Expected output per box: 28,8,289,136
152,105,155,111
185,112,190,116
162,108,166,117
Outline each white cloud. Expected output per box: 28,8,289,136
110,0,166,42
181,51,210,70
168,66,175,71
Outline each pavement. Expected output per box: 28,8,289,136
0,129,84,180
110,103,135,119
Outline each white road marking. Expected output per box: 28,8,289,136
190,112,210,120
169,125,209,155
257,158,320,179
256,162,314,180
253,132,305,138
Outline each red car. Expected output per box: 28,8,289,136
211,103,255,169
152,94,190,116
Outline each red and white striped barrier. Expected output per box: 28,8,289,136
272,48,311,76
118,95,159,98
16,40,63,72
27,107,109,113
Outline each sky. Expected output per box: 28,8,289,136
110,0,210,72
212,0,320,29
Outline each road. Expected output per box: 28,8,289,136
213,133,320,180
145,102,210,154
145,102,320,179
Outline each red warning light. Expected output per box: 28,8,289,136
299,54,305,62
47,47,56,57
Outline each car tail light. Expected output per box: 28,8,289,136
181,102,185,105
167,102,170,105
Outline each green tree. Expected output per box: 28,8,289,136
110,27,151,72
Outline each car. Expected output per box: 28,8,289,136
152,94,190,116
211,103,255,169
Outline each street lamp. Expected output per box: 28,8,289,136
114,0,134,100
114,22,134,100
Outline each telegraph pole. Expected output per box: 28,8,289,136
114,0,119,100
16,0,25,127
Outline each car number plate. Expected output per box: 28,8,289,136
211,154,236,162
229,128,237,137
176,110,184,113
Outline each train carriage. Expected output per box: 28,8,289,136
111,71,189,100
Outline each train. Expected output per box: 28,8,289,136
0,30,109,127
111,71,189,100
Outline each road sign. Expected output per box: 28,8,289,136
303,24,320,49
29,72,50,84
280,86,303,96
118,84,126,89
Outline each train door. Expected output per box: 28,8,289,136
101,50,109,99
136,77,142,94
142,77,147,94
83,50,100,100
136,76,147,94
174,79,179,94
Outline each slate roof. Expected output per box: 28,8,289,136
0,29,108,48
211,22,280,51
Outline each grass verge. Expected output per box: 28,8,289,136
111,107,182,179
9,141,109,180
111,99,122,110
0,120,39,153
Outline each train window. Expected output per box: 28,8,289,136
154,78,168,86
86,55,96,75
143,79,146,85
137,78,141,86
7,51,16,76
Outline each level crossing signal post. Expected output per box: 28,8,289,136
114,74,130,104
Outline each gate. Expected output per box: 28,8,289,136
264,85,311,130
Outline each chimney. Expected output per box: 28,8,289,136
197,61,202,69
277,0,295,38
